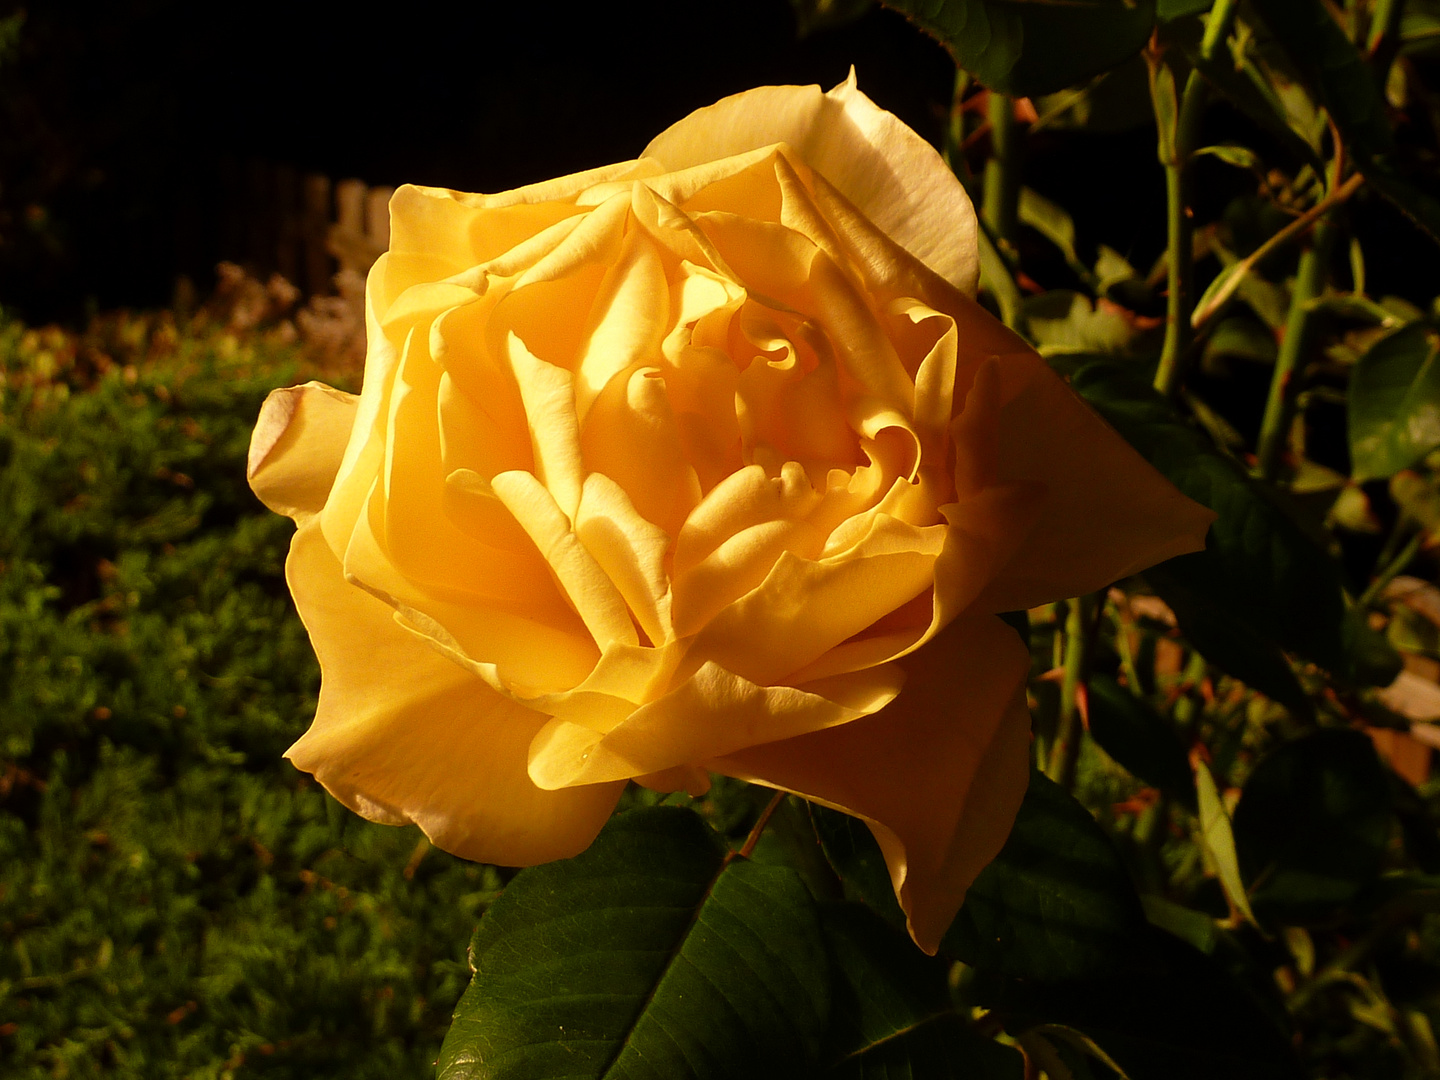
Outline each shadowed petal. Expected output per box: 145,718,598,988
972,352,1216,611
710,613,1032,954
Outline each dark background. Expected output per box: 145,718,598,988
1,0,1433,324
0,0,960,322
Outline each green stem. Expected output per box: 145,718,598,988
1046,595,1094,790
1200,0,1242,60
1152,0,1238,397
1289,916,1398,1014
983,92,1021,258
1256,215,1338,481
1154,71,1209,399
977,219,1026,332
1359,524,1425,610
1367,0,1403,59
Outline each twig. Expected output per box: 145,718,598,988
737,791,786,860
1192,172,1365,331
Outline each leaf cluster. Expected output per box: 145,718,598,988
0,314,489,1079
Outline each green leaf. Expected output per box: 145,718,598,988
942,769,1148,981
1150,60,1179,164
1067,362,1348,681
1193,143,1262,171
1086,674,1198,811
1170,21,1325,173
1156,0,1211,21
1201,315,1278,368
790,0,875,36
1348,321,1440,482
1024,292,1134,355
1232,729,1393,925
1194,760,1259,928
1032,58,1155,134
983,928,1303,1080
812,804,908,931
437,806,829,1080
1342,608,1404,689
1019,188,1096,286
1247,0,1440,245
820,903,1024,1079
879,0,1156,97
1142,566,1313,716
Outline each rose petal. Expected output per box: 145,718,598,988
527,661,903,789
711,613,1032,954
971,352,1216,611
580,364,702,538
643,71,979,296
284,517,625,865
248,382,359,522
690,511,947,686
490,469,639,651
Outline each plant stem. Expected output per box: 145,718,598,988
1200,0,1242,61
1255,214,1338,481
1151,0,1239,397
1153,70,1208,398
983,92,1021,258
978,219,1026,332
1359,524,1425,610
1191,173,1364,330
1046,595,1095,790
737,790,786,859
1155,152,1195,397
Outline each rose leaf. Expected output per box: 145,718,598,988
1246,0,1440,246
984,927,1304,1080
1086,674,1198,812
1232,728,1393,926
818,902,1023,1079
878,0,1156,98
941,768,1149,982
1348,321,1440,482
436,805,829,1080
1067,361,1355,685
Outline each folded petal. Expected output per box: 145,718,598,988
248,382,358,522
710,613,1032,954
643,72,979,296
527,661,903,789
284,516,625,865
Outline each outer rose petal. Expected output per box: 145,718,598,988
711,613,1032,954
973,352,1217,612
283,517,625,865
643,72,979,297
247,382,359,522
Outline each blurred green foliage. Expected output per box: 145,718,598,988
0,314,494,1078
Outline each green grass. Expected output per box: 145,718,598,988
0,313,498,1079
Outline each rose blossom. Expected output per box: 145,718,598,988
247,74,1212,952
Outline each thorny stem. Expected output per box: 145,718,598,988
1152,0,1239,398
944,70,1025,333
1046,594,1097,790
1255,214,1338,481
737,790,786,860
1155,145,1196,398
982,92,1021,258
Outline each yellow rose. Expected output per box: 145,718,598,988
248,74,1212,953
